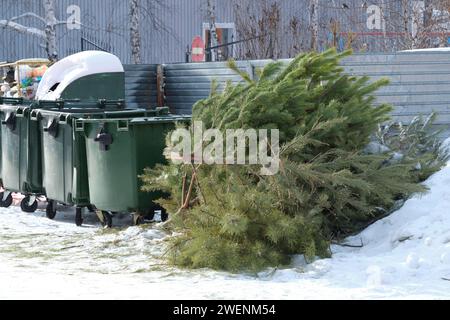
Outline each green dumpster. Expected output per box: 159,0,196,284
34,109,94,219
0,102,43,211
0,98,131,213
35,108,166,225
77,114,191,218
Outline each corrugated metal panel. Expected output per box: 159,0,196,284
164,60,253,114
124,64,158,109
162,51,450,130
343,52,450,125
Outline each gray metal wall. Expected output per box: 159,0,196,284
164,61,254,115
124,64,158,109
161,51,450,131
0,0,415,64
0,0,231,63
342,52,450,127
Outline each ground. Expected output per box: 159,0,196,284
1,163,450,300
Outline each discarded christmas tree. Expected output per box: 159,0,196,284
141,49,446,272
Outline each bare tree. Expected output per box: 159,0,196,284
129,0,170,64
310,0,319,51
43,0,58,60
206,0,222,61
382,0,450,50
0,0,77,61
130,0,141,64
233,0,307,60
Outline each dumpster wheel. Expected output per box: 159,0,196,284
161,208,169,222
96,210,113,229
133,213,145,226
150,203,169,222
46,200,57,220
20,196,38,213
103,211,113,228
75,207,83,227
0,192,13,208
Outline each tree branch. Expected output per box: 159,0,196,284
0,20,45,38
8,12,46,24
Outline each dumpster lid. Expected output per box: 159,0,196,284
36,51,124,101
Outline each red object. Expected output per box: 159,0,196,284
191,36,205,62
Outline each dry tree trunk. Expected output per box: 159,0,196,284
310,0,319,51
130,0,141,64
43,0,58,61
0,0,59,61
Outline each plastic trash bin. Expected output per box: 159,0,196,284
77,114,191,223
34,108,168,225
0,98,129,212
0,103,43,211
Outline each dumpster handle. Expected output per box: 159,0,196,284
1,113,16,131
37,99,65,109
94,127,113,151
0,97,24,105
30,110,41,121
59,114,69,124
97,99,125,109
15,108,25,118
117,120,129,132
75,121,84,132
43,118,59,138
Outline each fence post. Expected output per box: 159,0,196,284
157,64,166,109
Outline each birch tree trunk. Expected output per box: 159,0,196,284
43,0,58,61
310,0,319,51
423,0,433,48
130,0,141,64
207,0,220,61
0,0,58,61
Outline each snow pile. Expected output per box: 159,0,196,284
276,160,450,298
2,161,450,299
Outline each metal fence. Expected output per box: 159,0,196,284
163,61,254,115
124,64,159,110
156,51,450,132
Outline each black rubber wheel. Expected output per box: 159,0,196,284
46,200,57,220
101,211,113,228
0,192,13,208
161,208,169,222
149,203,168,222
20,196,38,213
146,210,155,221
133,213,145,226
151,204,169,222
75,207,83,227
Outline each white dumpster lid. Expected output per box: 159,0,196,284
36,51,124,101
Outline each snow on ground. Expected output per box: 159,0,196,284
2,164,450,300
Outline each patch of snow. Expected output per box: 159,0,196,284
364,142,391,155
2,161,450,299
401,48,450,52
